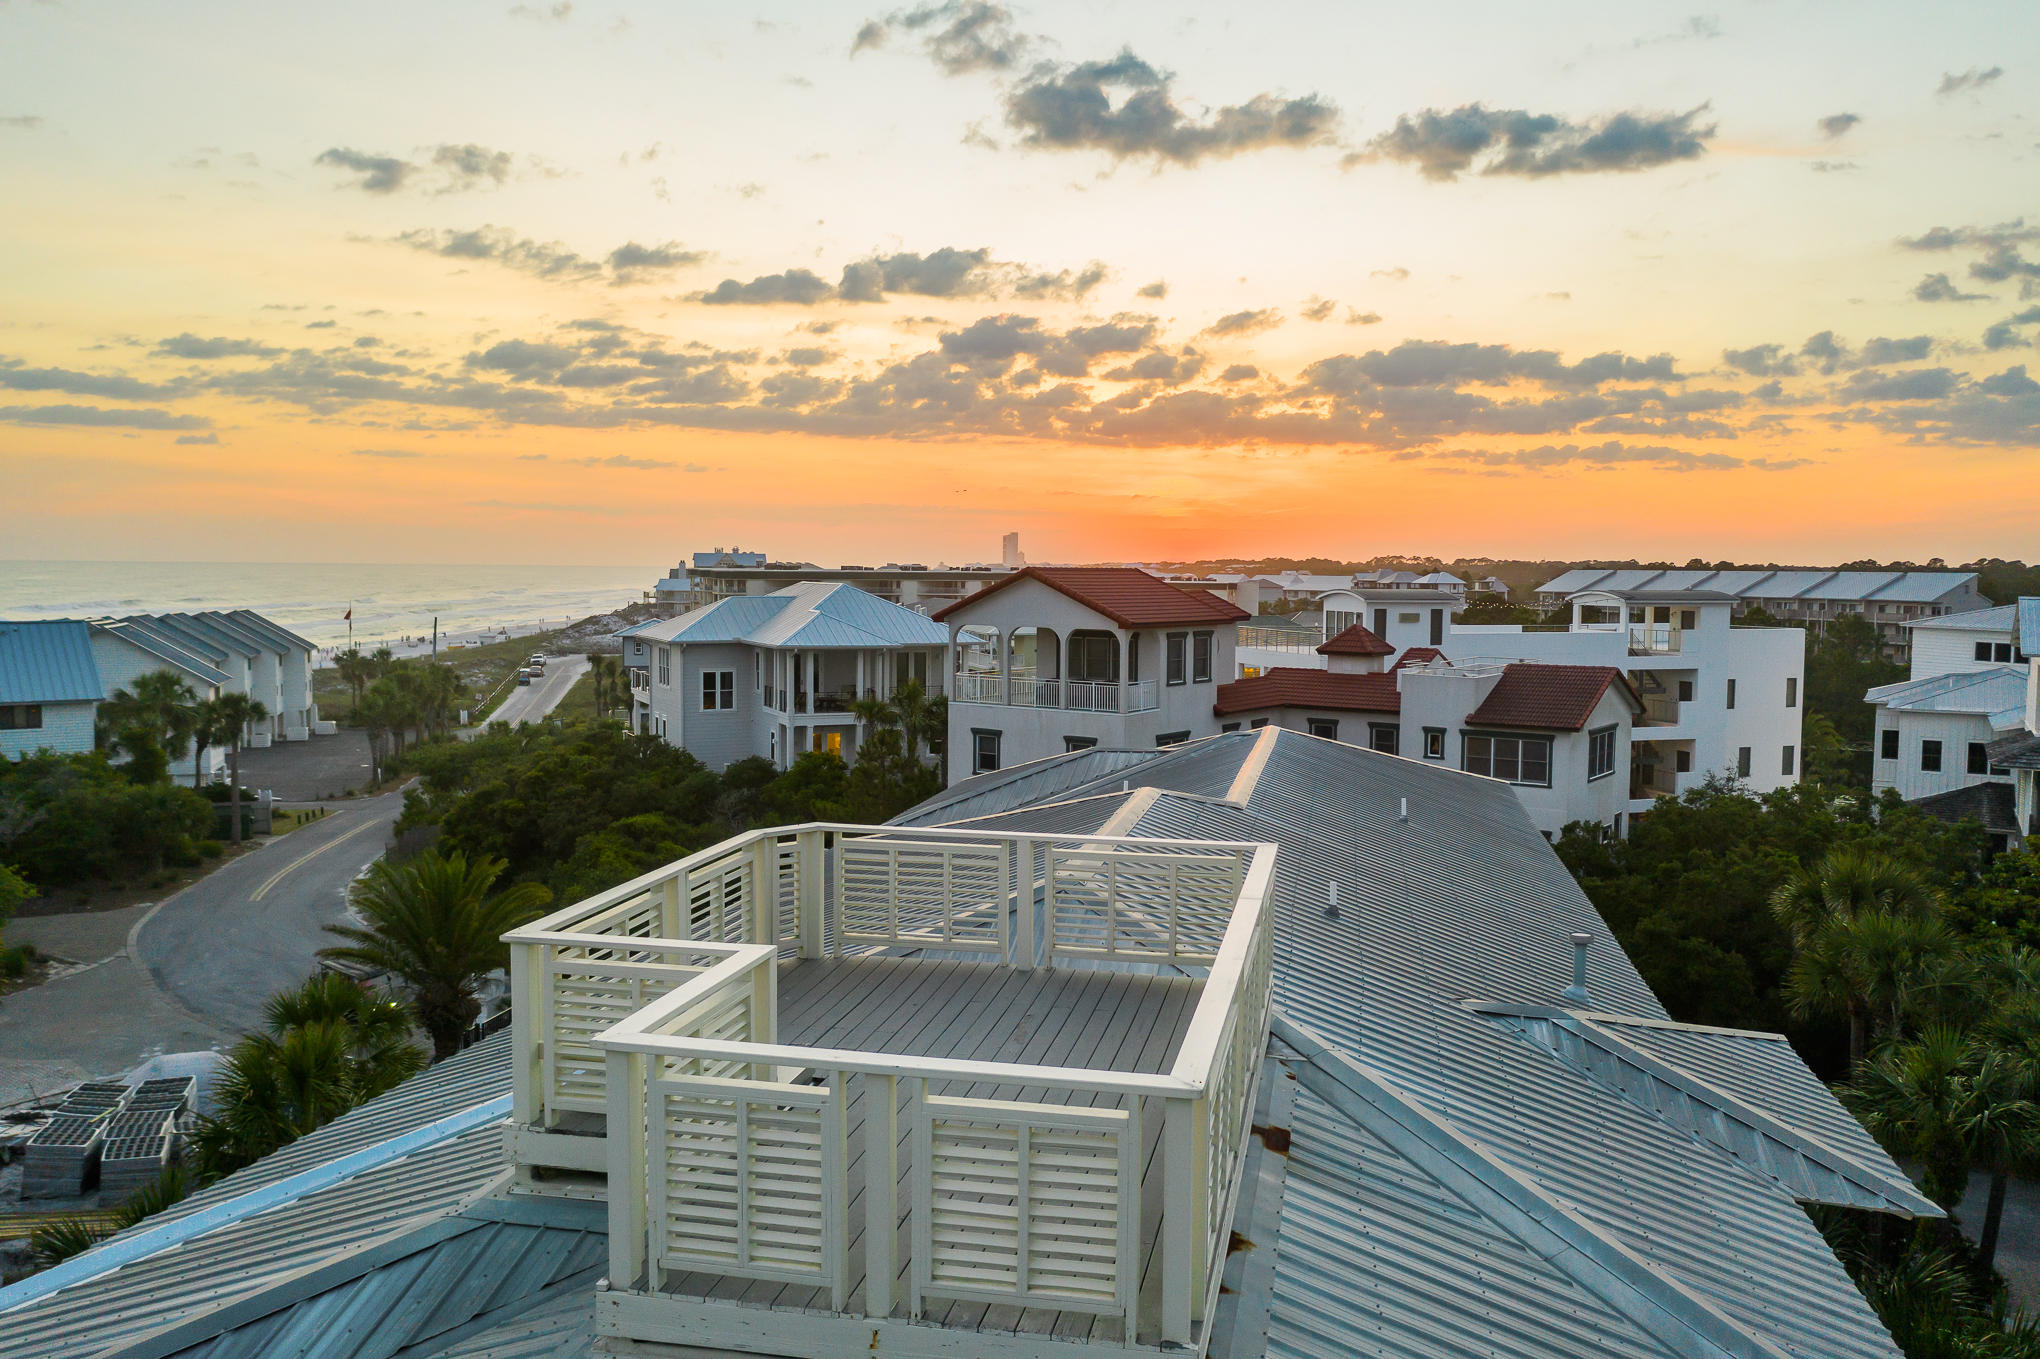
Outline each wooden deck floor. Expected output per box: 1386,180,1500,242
658,955,1205,1348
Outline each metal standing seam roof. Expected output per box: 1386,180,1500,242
147,613,260,660
1907,603,2019,633
640,581,946,650
222,609,316,655
1536,568,1979,605
90,621,233,689
118,616,232,669
2022,597,2040,652
1866,665,2028,728
0,620,104,704
902,729,1915,1359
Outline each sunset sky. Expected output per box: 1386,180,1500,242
2,1,2036,567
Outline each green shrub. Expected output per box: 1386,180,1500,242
198,839,225,859
0,946,29,979
164,837,202,868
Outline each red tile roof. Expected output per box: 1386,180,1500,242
1213,667,1401,717
1464,664,1643,731
1317,623,1393,657
932,567,1252,628
1391,646,1448,670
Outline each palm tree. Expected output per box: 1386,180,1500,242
321,849,553,1059
262,971,424,1094
1772,848,1942,1068
210,692,269,844
98,670,200,783
187,696,232,789
589,654,624,720
1842,1025,2040,1268
889,678,943,763
333,648,374,712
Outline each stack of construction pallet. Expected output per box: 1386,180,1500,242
126,1077,196,1120
98,1108,176,1199
21,1114,111,1200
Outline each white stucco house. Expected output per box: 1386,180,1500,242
1212,659,1644,838
936,566,1251,781
635,582,947,771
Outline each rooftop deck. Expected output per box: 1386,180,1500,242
503,822,1275,1357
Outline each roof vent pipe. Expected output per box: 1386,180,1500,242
1563,931,1594,1006
1398,797,1408,822
1325,882,1340,919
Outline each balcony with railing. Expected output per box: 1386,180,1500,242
952,670,1160,714
1627,623,1684,656
504,822,1278,1356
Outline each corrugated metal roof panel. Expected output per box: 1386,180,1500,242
1745,570,1836,598
0,620,103,704
2021,597,2040,652
223,609,316,654
1909,603,2018,633
1861,573,1980,603
891,746,1166,824
1533,568,1616,595
423,1287,600,1359
1802,571,1902,600
1867,666,2027,727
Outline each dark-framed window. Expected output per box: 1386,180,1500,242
1064,735,1098,752
1726,677,1737,710
1968,742,1989,775
1737,746,1752,777
1166,632,1188,686
1192,631,1213,683
1068,631,1119,683
1307,717,1339,741
1677,679,1694,703
1423,727,1445,760
701,670,735,711
1880,728,1899,760
1462,732,1551,786
1428,609,1443,646
657,647,672,686
1675,749,1692,773
1782,745,1796,776
1975,641,1993,661
1785,677,1797,708
0,703,43,731
1369,723,1399,755
1587,725,1617,781
1156,730,1191,747
972,728,1001,774
1679,609,1697,630
1921,739,1942,773
1994,642,2013,662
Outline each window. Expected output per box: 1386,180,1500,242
657,647,672,686
972,729,1001,774
1068,632,1119,683
1250,717,1269,729
1166,633,1188,685
1308,717,1340,741
1239,665,1263,679
1676,749,1692,773
1156,730,1191,747
1976,641,1994,661
1372,607,1388,636
1423,727,1445,760
1881,728,1899,760
1220,722,1240,734
1680,610,1697,630
1677,679,1693,703
1398,612,1419,625
1065,735,1098,751
1192,631,1213,683
1725,678,1737,710
0,703,43,730
701,670,735,711
1587,726,1617,781
1785,677,1797,708
1462,733,1552,786
1737,746,1752,777
1994,642,2014,663
1921,739,1942,772
755,654,762,689
1782,745,1796,776
813,729,842,757
1370,723,1399,755
1968,742,1989,775
1429,609,1444,646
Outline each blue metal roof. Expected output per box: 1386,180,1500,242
90,620,232,689
2021,597,2040,653
645,582,946,650
0,619,103,704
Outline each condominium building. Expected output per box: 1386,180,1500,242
634,582,946,770
935,566,1250,781
1533,567,1987,662
650,549,1010,615
1309,585,1805,818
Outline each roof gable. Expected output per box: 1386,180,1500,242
1316,623,1392,656
932,566,1250,628
0,620,103,704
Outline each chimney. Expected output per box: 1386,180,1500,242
1563,931,1594,1006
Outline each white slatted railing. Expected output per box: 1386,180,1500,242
541,945,716,1114
834,837,1007,955
653,1073,846,1304
1045,846,1244,963
910,1096,1138,1331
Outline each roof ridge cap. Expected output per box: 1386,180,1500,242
1271,1009,1788,1359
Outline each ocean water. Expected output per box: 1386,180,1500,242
0,561,664,652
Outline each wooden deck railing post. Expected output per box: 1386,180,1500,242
864,1072,898,1319
1161,1095,1195,1344
750,834,775,945
660,870,681,940
1012,838,1034,969
509,942,539,1126
798,829,825,958
606,1049,650,1291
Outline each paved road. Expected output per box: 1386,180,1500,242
0,790,404,1105
482,652,589,729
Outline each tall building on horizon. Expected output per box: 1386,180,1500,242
1001,531,1024,569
